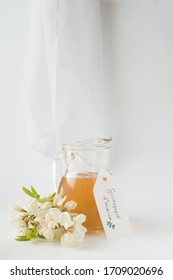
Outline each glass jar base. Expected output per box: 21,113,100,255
86,227,104,234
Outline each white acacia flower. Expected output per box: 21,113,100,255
39,202,52,210
45,208,61,229
35,210,47,227
43,228,54,240
9,201,24,212
61,224,87,246
61,232,74,246
58,212,74,230
10,212,25,228
72,224,87,242
10,189,87,246
72,214,86,224
37,225,47,236
53,194,67,207
26,200,39,215
64,200,77,211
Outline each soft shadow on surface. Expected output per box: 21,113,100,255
130,217,173,234
131,217,153,233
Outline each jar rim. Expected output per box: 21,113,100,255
62,138,112,150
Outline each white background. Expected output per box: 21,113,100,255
0,0,173,259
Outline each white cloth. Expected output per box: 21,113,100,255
26,0,106,155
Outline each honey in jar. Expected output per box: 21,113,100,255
58,173,103,232
54,138,112,233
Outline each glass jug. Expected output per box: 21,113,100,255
53,138,112,233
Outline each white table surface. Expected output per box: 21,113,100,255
1,188,173,260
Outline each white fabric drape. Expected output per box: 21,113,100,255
26,0,106,155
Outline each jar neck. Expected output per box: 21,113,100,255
62,147,111,174
62,137,112,151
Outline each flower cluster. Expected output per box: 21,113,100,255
9,187,87,246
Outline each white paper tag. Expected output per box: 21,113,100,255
93,169,133,238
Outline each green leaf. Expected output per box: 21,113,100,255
31,186,38,196
36,193,56,203
37,197,48,203
22,186,56,203
48,193,56,199
27,226,38,239
35,194,40,200
26,232,35,239
22,187,35,198
38,234,45,239
15,235,30,241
